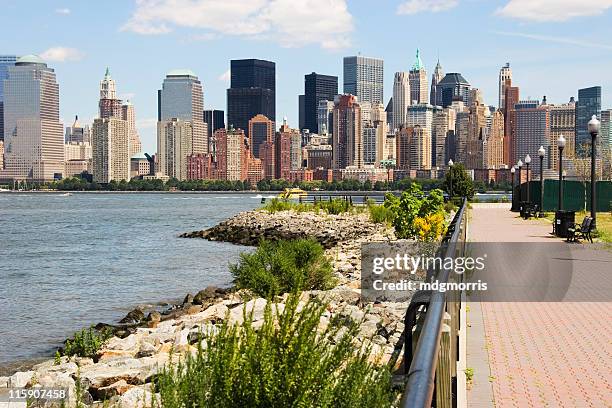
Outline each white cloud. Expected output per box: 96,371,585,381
121,0,353,50
55,8,71,15
397,0,458,15
496,0,612,22
493,31,612,50
40,47,84,62
218,69,230,82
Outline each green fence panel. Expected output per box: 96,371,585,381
585,181,612,212
540,179,585,212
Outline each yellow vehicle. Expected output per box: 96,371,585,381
277,188,308,200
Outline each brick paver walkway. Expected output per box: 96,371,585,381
467,204,612,408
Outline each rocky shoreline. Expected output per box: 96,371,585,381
1,209,413,407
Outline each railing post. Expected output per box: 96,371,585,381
436,313,452,408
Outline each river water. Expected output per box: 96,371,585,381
0,192,263,369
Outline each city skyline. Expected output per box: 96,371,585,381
1,0,612,154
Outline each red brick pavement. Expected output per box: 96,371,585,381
469,204,612,408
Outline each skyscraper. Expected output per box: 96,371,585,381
498,63,512,110
332,94,362,169
392,72,410,131
227,59,275,137
514,100,551,173
396,126,431,170
549,98,576,169
438,73,470,108
503,80,519,165
575,86,601,148
1,55,64,182
432,107,456,167
0,55,17,141
304,72,338,133
99,68,122,119
92,117,130,183
430,59,444,107
298,95,305,130
409,49,428,104
65,116,90,144
363,103,387,165
601,109,612,148
484,109,505,169
317,100,334,136
343,56,384,105
157,118,194,180
248,114,274,158
122,101,142,157
158,69,207,154
203,109,225,141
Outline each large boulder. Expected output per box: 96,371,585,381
120,308,145,324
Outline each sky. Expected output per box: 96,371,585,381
2,0,612,154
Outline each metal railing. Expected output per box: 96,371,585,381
401,198,468,408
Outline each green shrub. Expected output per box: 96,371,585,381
153,293,396,408
231,239,336,297
263,198,296,213
315,198,352,215
62,327,113,358
383,185,447,240
367,203,395,224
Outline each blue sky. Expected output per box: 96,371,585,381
2,0,612,153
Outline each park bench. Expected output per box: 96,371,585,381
567,216,594,243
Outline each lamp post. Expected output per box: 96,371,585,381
538,146,545,216
448,159,454,200
517,159,523,207
588,115,600,229
525,154,532,202
557,134,566,211
511,166,516,211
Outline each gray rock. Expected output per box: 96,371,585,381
120,308,145,324
8,371,34,387
193,286,218,305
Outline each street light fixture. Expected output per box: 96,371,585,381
511,166,516,211
525,154,532,202
517,159,523,207
588,115,600,229
557,134,566,211
448,159,454,200
538,146,545,216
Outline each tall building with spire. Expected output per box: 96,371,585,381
430,59,444,107
392,72,410,131
409,49,428,105
1,55,64,182
498,63,512,111
99,67,122,119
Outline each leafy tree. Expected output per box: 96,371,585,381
442,163,474,199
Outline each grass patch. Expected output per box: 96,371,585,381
153,293,396,408
542,211,612,242
367,203,395,224
261,198,357,215
61,327,113,358
231,239,337,297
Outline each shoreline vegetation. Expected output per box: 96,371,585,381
1,172,511,194
0,185,453,407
